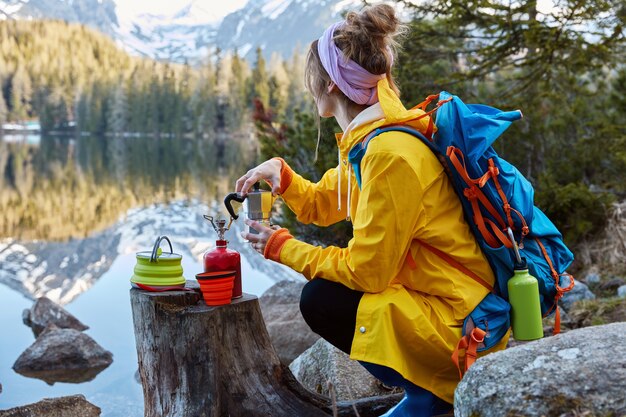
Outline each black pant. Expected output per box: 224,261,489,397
299,278,364,354
299,278,453,412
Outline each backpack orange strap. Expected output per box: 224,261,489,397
447,147,515,248
451,327,487,379
410,95,453,141
484,159,530,242
535,238,576,335
420,240,494,292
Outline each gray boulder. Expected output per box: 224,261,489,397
0,394,100,417
618,285,626,298
13,325,113,385
455,322,626,417
22,296,89,337
584,271,601,285
559,279,595,311
289,338,395,401
259,280,320,364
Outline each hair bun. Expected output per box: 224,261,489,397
334,4,405,75
359,4,400,38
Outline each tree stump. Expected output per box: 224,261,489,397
130,281,331,417
130,281,403,417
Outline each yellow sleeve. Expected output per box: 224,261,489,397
278,150,425,293
277,158,349,227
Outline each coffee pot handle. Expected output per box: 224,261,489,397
150,236,173,262
224,192,247,219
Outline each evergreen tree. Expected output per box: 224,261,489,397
227,50,250,129
9,64,32,121
107,78,128,136
285,48,310,121
0,87,7,126
251,47,270,110
268,53,289,121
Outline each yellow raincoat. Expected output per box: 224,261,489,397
266,78,508,403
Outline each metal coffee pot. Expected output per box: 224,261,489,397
224,183,276,234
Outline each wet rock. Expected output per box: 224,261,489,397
13,325,112,385
0,394,100,417
22,296,88,337
259,280,320,364
289,338,395,401
455,322,626,417
559,279,595,311
618,285,626,298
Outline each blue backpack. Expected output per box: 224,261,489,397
348,92,575,376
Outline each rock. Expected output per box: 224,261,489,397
13,325,112,385
455,322,626,417
22,296,89,337
289,338,395,401
259,280,320,364
584,271,601,285
0,394,100,417
559,279,595,311
600,277,625,292
618,285,626,298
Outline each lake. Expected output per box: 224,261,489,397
0,133,301,416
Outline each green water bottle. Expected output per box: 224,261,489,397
507,228,544,341
508,260,544,340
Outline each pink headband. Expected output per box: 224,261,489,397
317,21,389,105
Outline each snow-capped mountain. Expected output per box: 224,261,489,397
0,0,362,63
0,0,119,38
213,0,360,60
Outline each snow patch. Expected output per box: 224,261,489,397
239,43,253,57
60,256,70,269
0,2,24,16
261,0,292,20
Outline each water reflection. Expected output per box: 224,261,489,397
14,363,112,386
0,131,300,416
0,132,255,241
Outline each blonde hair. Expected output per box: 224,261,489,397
305,3,405,102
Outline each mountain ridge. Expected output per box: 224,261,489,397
0,0,361,63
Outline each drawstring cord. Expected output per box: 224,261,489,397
347,164,352,221
337,147,342,212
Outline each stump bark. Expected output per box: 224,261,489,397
130,281,402,417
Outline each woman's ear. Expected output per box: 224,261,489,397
327,81,337,94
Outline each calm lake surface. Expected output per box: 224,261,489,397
0,133,300,416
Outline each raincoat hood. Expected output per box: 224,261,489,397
334,78,434,218
336,77,433,158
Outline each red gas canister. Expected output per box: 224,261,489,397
203,239,242,299
203,216,242,299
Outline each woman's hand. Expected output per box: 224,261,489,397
235,159,282,196
241,219,282,255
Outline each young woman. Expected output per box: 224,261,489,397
236,4,507,416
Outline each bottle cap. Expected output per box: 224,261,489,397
514,256,528,270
